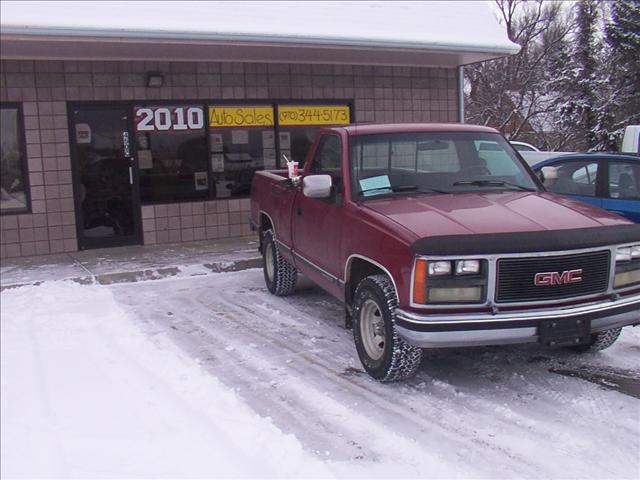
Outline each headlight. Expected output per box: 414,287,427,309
616,247,632,262
413,258,487,304
614,244,640,288
428,261,451,276
455,259,480,275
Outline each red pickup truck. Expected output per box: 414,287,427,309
250,124,640,382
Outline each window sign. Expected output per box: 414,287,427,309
1,106,29,213
278,105,350,126
208,106,274,128
135,106,205,132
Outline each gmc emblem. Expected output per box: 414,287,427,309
534,269,583,286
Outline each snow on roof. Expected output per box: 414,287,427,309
1,1,519,58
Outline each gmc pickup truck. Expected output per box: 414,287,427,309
250,124,640,382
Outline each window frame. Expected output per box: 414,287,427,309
0,102,31,215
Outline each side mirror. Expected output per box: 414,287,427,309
302,174,332,198
540,166,558,188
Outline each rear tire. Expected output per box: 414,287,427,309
353,274,422,382
570,327,622,353
262,230,297,296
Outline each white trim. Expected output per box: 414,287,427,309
397,292,640,325
293,251,343,285
345,254,398,298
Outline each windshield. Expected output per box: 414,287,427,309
349,132,539,199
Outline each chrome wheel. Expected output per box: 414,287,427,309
360,299,386,361
265,241,275,282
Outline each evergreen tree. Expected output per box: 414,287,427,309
605,0,640,143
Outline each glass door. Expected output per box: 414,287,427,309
70,104,142,249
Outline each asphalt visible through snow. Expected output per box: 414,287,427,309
109,269,640,479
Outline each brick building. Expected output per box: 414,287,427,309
0,1,517,258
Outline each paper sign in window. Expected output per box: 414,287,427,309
211,154,225,173
194,172,208,191
231,130,249,145
210,134,223,152
138,150,153,169
263,148,276,169
75,123,91,144
359,175,392,196
279,132,291,150
262,130,275,149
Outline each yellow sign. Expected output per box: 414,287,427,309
209,106,275,128
278,105,350,126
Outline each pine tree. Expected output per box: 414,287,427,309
605,0,640,144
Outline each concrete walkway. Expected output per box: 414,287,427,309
0,236,261,290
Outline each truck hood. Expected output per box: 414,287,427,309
363,192,630,239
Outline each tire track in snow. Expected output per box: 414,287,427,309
110,270,640,478
113,275,541,476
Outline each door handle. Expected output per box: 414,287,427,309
129,166,133,185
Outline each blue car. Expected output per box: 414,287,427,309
533,153,640,223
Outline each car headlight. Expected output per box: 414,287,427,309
614,244,640,288
455,260,481,275
413,258,487,304
428,261,451,276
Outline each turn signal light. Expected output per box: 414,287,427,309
413,259,428,304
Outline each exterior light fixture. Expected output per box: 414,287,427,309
146,71,164,88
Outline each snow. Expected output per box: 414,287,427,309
0,1,519,54
1,281,329,478
2,269,639,478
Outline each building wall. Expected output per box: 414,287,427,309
0,59,459,259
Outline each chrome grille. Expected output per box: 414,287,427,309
496,250,610,303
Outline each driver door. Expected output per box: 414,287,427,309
292,134,346,296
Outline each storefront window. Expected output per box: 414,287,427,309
277,104,350,167
208,105,276,198
0,105,29,214
135,105,208,203
132,102,352,204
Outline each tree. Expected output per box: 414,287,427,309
466,0,640,152
464,0,575,149
605,0,640,142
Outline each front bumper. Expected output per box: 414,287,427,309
395,293,640,348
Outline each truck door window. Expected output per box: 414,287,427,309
311,135,342,187
609,162,639,199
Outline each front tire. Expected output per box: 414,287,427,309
570,327,622,353
353,274,422,382
262,230,297,296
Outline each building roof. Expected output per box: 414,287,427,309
0,1,519,67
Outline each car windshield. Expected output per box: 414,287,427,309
349,132,538,199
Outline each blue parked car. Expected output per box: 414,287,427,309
533,153,640,223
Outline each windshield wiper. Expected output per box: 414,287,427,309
391,185,449,194
452,180,536,192
360,184,449,196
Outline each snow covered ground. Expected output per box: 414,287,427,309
2,268,639,478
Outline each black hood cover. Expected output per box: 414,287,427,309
411,224,640,256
